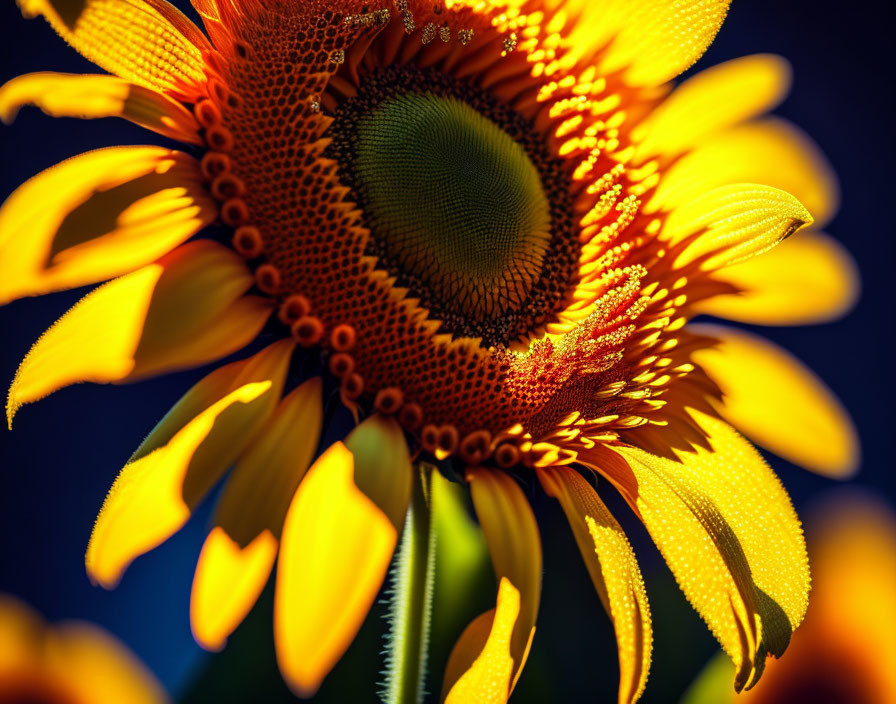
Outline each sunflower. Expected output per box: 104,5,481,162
0,593,168,704
0,0,860,701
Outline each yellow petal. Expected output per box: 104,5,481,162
86,341,291,588
275,416,412,696
694,232,859,326
635,54,791,159
0,72,201,143
191,377,323,650
18,0,208,98
608,414,810,691
685,494,896,704
443,577,521,704
0,146,214,304
85,381,275,589
213,377,324,545
689,324,859,477
664,184,813,270
537,466,651,704
7,240,273,425
46,622,169,704
189,528,278,652
129,340,294,474
593,0,730,86
452,468,541,697
650,118,839,228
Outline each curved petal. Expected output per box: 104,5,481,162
694,232,859,326
443,469,541,700
85,381,276,589
591,0,731,86
212,377,324,545
85,340,292,589
18,0,208,99
443,577,521,704
664,184,813,270
7,240,273,425
191,377,323,651
0,147,215,304
689,324,860,477
0,72,201,143
635,54,791,159
537,466,652,704
595,414,809,692
684,494,896,704
275,416,412,696
47,622,169,704
649,118,839,227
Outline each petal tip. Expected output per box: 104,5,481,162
275,652,324,700
190,624,226,653
84,559,122,591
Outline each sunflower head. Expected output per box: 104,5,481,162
178,0,742,475
0,0,861,702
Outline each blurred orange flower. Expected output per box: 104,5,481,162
0,594,168,704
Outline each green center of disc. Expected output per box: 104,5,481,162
354,92,552,321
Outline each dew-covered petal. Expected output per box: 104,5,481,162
650,118,838,228
635,54,791,158
600,415,809,691
0,72,201,143
7,240,273,425
275,416,412,696
85,381,275,589
191,377,323,651
664,184,813,270
682,495,896,704
18,0,209,99
689,324,859,477
694,232,859,326
0,146,214,305
589,0,731,86
443,577,522,704
537,466,652,704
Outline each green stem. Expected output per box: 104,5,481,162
382,464,436,704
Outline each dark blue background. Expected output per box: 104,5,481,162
1,2,893,701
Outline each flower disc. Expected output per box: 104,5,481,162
352,91,551,325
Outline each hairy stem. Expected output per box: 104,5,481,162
382,464,436,704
